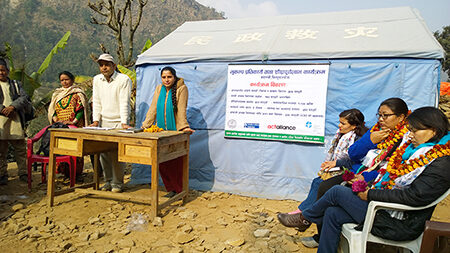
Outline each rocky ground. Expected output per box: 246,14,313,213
0,162,449,253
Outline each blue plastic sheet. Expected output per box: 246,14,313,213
131,58,440,200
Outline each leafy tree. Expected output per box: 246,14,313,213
434,26,450,81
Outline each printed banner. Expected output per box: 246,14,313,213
225,64,329,143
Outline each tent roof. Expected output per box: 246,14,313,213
136,7,444,65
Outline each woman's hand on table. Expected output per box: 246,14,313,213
182,127,195,134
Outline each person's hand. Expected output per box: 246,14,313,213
348,174,364,185
121,123,132,129
320,161,337,172
62,120,72,125
357,190,369,201
1,106,15,118
89,121,99,127
370,129,390,144
182,127,195,134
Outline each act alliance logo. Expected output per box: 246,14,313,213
267,124,296,130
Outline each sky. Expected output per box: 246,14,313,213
196,0,450,33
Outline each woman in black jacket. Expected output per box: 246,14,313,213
282,107,450,253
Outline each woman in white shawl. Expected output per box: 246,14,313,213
47,71,88,128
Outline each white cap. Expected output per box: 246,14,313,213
97,53,115,64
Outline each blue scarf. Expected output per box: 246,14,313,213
156,86,177,130
374,132,450,189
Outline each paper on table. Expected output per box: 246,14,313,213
118,128,144,133
82,126,115,130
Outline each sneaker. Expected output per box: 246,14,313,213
300,236,319,248
111,187,122,193
19,174,28,183
0,175,8,185
277,212,312,231
100,182,112,191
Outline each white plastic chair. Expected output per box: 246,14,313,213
338,188,450,253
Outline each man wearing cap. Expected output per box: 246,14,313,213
90,53,132,192
0,59,29,185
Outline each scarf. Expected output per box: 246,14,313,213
47,85,88,126
326,129,357,162
156,86,176,130
373,132,450,190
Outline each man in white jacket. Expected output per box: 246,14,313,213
90,53,131,193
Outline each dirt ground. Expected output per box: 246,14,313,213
0,162,449,253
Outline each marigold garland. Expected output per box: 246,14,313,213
374,140,450,189
370,120,409,150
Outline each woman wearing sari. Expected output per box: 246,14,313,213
47,71,88,177
282,107,450,252
142,66,194,197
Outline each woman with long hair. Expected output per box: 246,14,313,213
142,67,194,197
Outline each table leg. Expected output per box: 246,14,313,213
151,147,159,220
182,154,189,204
93,154,99,190
47,132,57,207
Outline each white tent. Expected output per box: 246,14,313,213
132,7,444,200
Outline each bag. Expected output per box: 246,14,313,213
37,122,69,156
13,80,35,122
318,169,343,180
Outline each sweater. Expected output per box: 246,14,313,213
142,78,190,131
92,71,131,124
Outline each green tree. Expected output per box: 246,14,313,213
435,26,450,81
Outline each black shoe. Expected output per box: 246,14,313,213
277,212,311,231
163,191,177,198
0,175,7,185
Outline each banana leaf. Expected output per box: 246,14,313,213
36,31,71,76
117,64,136,87
141,39,152,53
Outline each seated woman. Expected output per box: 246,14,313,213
142,66,194,197
278,98,410,247
47,71,88,177
284,107,450,253
279,109,367,214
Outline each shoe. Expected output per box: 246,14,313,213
300,236,319,248
0,175,8,185
100,183,112,191
111,187,123,193
277,212,311,231
19,174,28,183
163,191,177,198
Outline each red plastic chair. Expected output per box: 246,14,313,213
27,125,78,190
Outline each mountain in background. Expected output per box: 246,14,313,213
0,0,224,83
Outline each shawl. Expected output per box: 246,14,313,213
326,129,357,162
47,85,89,126
156,86,176,130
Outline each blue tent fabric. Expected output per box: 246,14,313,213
130,58,441,200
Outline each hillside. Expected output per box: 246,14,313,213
0,0,224,83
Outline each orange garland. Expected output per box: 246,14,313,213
370,121,409,150
375,140,450,189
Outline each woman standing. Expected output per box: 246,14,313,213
47,71,88,177
48,71,88,128
142,67,194,197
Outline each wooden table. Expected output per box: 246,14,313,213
46,128,190,219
